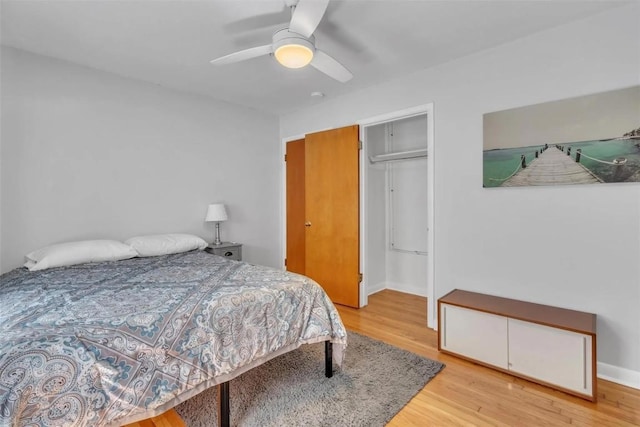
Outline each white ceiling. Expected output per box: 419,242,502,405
0,0,628,115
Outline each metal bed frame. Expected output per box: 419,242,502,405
216,341,333,427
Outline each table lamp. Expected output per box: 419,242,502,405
205,203,228,245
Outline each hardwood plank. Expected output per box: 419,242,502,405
150,410,186,427
130,289,640,427
126,419,155,427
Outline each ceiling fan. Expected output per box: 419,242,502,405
210,0,353,83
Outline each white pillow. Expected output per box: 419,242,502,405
124,233,207,257
24,240,138,271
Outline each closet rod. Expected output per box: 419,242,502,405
369,148,427,163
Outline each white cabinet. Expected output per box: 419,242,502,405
440,304,508,369
508,319,593,396
438,290,597,401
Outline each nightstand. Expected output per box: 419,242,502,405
205,242,242,261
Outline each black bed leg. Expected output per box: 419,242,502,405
325,341,333,378
217,381,230,427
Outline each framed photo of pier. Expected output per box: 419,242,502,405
483,85,640,188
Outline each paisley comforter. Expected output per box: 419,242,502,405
0,250,347,426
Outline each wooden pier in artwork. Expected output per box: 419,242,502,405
502,146,602,187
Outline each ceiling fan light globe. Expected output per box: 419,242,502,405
275,43,314,68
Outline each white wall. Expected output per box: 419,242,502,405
364,124,387,294
364,117,429,297
386,116,429,296
1,47,281,272
281,4,640,384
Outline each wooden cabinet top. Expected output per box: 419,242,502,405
439,289,596,335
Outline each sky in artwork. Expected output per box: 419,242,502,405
483,85,640,150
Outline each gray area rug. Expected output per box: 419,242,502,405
175,331,445,426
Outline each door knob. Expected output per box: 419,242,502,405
305,221,312,227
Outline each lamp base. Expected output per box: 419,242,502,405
213,222,222,245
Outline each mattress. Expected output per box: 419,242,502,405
0,250,347,426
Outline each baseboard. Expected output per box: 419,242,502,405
385,281,428,297
367,281,386,296
597,362,640,390
368,282,428,297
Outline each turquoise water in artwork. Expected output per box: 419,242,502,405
483,139,640,187
483,145,546,187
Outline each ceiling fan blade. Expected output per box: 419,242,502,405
210,45,272,66
289,0,330,38
310,49,353,83
223,10,287,33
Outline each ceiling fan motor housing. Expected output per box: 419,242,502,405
272,28,316,68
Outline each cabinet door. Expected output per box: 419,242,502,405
440,304,509,369
508,319,593,395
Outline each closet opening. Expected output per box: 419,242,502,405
359,104,435,328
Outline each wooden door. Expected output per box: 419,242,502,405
305,125,360,307
285,139,306,275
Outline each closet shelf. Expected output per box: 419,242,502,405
369,148,427,163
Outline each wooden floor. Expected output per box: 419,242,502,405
129,290,640,427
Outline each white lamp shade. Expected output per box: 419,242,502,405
205,204,228,222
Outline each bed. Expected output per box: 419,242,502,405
0,249,348,426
